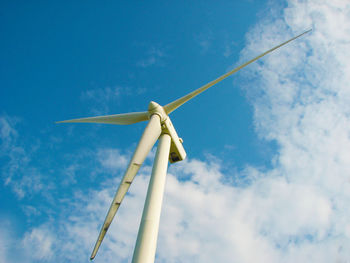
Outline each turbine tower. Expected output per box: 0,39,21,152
57,30,311,262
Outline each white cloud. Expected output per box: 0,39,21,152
0,218,27,263
22,226,55,261
12,154,343,262
235,0,350,261
97,148,129,171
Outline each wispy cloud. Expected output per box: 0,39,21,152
80,86,146,115
136,46,166,68
0,114,19,152
0,116,47,199
80,86,124,115
223,40,239,58
195,30,213,54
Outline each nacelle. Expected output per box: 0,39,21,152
162,117,186,163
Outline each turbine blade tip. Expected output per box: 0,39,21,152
56,120,73,124
305,28,312,33
90,252,97,260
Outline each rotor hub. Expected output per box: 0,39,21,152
148,101,167,122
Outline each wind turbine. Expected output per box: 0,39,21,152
57,29,311,262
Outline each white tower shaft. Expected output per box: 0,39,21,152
132,133,171,263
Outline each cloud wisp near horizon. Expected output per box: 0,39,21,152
1,1,350,262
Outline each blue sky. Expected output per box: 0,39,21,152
1,1,350,262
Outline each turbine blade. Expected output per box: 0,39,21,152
164,29,312,114
90,114,162,260
56,111,149,125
